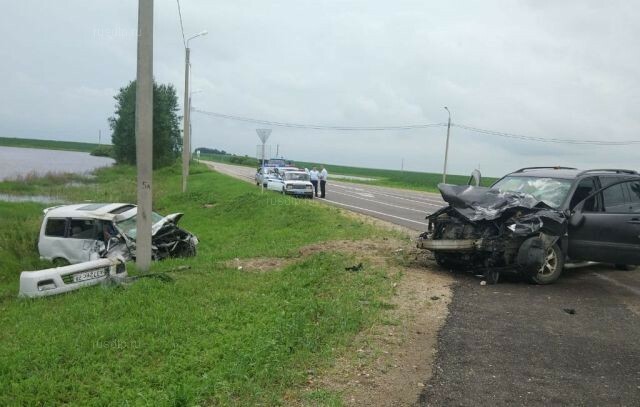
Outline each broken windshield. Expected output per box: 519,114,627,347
491,176,572,208
116,212,164,239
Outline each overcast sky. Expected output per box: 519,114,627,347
1,1,638,176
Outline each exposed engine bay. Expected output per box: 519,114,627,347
418,184,567,284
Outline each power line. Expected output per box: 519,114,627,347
192,108,640,145
176,0,186,48
453,124,640,145
192,108,446,131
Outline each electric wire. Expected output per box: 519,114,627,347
192,108,640,145
176,0,187,48
192,109,446,131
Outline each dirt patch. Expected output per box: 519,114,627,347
225,227,454,406
302,241,455,406
224,257,294,272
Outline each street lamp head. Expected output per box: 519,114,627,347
187,30,208,46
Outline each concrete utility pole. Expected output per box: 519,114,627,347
135,0,154,271
181,31,207,193
442,106,451,184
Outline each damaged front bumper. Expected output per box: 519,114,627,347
417,238,477,251
19,257,127,298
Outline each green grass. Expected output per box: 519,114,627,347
0,136,104,153
199,152,497,192
0,162,398,406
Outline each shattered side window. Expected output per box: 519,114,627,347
69,219,98,239
491,176,572,208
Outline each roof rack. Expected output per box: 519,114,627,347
576,169,638,176
513,166,577,173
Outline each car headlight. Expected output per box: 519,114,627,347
306,185,312,190
286,184,293,189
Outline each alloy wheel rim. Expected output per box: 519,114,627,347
539,248,557,276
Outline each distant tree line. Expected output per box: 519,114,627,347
195,147,227,155
108,80,182,168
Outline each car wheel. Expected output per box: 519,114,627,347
530,243,564,285
484,269,500,285
281,188,285,195
615,264,636,271
52,257,70,267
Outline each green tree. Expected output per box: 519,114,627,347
109,80,182,168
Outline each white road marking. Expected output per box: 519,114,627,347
332,183,444,207
323,198,429,226
593,273,640,297
330,189,427,213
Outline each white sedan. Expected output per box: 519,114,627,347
267,171,314,198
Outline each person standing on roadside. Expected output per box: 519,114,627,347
309,167,319,197
319,166,328,198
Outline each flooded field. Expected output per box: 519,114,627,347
0,146,114,181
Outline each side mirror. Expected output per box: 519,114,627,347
569,202,585,227
467,169,482,186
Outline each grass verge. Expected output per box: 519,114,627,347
0,162,399,406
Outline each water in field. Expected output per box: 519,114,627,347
0,146,114,181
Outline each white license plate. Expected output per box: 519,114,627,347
72,268,107,283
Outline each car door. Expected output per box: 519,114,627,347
568,179,640,265
267,175,284,191
66,218,101,263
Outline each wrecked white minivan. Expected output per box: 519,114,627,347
38,203,198,265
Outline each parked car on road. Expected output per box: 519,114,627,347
38,203,198,265
267,170,314,198
418,167,640,284
255,166,279,187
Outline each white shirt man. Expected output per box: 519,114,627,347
309,168,319,197
319,167,328,198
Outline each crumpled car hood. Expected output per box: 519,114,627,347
152,213,183,236
433,184,566,236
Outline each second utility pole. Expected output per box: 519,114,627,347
182,47,190,193
442,106,451,184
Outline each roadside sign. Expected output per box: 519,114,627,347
256,128,271,143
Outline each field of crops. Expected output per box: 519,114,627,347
0,137,101,153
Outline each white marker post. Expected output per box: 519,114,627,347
256,129,271,193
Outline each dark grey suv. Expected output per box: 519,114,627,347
418,167,640,284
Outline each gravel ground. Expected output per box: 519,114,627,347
418,265,640,406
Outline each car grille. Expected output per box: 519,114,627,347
291,184,307,190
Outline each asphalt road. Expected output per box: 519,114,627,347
200,161,444,231
203,161,640,406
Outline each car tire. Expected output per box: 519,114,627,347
615,264,636,271
530,243,564,285
484,269,500,285
52,257,70,267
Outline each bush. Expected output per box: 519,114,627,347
90,145,113,157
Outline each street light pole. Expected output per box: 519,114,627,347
182,47,190,193
442,106,451,184
135,0,154,271
181,30,207,193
